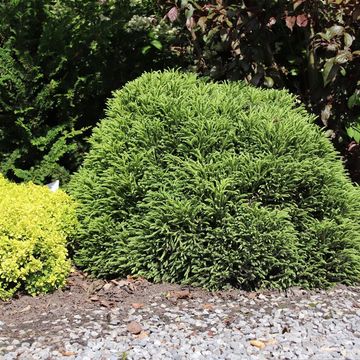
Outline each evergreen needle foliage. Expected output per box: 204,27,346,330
0,0,181,184
70,70,360,290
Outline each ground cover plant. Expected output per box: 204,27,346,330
0,175,77,300
70,70,360,290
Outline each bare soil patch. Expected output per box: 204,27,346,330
1,269,358,341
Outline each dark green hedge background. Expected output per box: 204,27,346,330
0,0,359,184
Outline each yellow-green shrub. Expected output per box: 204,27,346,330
0,175,77,300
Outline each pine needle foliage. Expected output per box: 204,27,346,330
70,70,360,290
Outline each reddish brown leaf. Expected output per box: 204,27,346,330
168,289,191,299
167,7,179,23
224,317,234,326
285,16,296,31
99,299,113,308
111,279,130,287
202,303,214,310
267,17,276,27
132,303,144,309
296,14,308,27
247,292,257,299
348,142,359,152
186,17,196,31
127,321,143,335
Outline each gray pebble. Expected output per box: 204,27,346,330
1,287,360,359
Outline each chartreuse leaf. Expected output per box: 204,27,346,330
347,123,360,143
0,175,78,300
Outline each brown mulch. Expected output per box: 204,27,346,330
0,270,212,331
2,268,360,359
2,269,353,339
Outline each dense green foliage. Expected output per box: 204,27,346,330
0,0,181,184
159,0,360,181
1,0,359,184
70,71,360,290
0,175,77,300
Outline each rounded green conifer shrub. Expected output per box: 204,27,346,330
0,175,77,300
70,70,360,290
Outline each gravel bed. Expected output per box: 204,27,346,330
1,286,359,360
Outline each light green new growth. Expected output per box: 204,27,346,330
70,70,360,290
0,175,77,300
